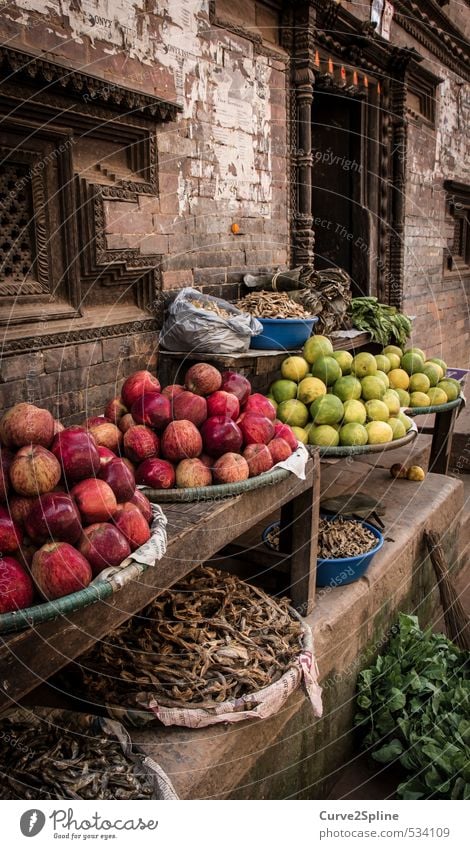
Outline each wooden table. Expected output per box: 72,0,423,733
0,455,319,715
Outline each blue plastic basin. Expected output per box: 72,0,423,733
316,518,384,588
250,316,318,350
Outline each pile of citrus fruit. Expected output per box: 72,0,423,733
265,336,461,449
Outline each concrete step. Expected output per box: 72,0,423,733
130,467,464,799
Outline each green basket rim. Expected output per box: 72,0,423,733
140,465,293,502
307,428,417,457
0,578,115,635
405,395,463,416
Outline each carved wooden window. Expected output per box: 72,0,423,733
406,65,441,126
444,181,470,272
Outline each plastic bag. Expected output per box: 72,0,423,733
159,287,262,353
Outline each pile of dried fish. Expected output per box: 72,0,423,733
0,713,155,800
188,296,232,318
318,517,377,559
78,566,303,709
292,268,352,334
236,291,313,319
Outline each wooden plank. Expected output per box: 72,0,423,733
279,451,319,615
0,461,316,714
429,407,459,475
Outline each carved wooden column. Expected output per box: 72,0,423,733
388,72,408,308
285,2,316,267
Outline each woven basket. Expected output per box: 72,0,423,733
141,465,292,502
308,427,417,458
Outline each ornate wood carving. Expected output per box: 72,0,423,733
1,318,158,357
393,1,470,81
388,74,408,308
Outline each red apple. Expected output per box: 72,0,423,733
32,542,92,600
88,421,122,454
185,363,222,396
16,541,36,570
161,420,202,462
121,457,136,474
71,478,117,524
123,425,159,463
0,403,54,449
175,458,212,488
121,371,161,409
243,444,274,477
135,458,176,489
0,447,13,503
206,390,240,421
239,414,275,446
131,393,171,431
105,397,127,424
273,423,298,451
200,416,243,458
199,453,215,469
213,453,249,484
113,503,151,551
10,445,61,497
161,384,184,401
78,523,131,576
25,492,82,545
243,393,277,420
52,427,101,483
268,437,292,464
130,490,153,523
220,371,251,405
172,391,207,427
97,445,116,468
99,458,135,502
119,414,136,434
9,494,35,527
0,505,22,552
0,556,34,613
53,419,65,435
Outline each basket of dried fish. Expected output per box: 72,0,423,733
0,707,178,799
235,291,318,350
72,566,322,728
315,515,384,587
160,287,262,354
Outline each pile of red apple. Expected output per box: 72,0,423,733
0,364,297,616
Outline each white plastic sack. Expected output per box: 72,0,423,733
159,287,262,353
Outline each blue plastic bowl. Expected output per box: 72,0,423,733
250,316,318,350
316,518,384,588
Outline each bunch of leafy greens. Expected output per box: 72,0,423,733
355,614,470,799
348,297,412,347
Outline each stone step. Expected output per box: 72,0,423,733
130,467,464,799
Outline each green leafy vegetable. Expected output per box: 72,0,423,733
348,297,413,347
355,613,470,799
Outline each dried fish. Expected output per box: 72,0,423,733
0,715,155,800
77,566,303,709
236,291,314,319
317,517,377,559
188,297,232,318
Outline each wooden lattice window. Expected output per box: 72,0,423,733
444,181,470,272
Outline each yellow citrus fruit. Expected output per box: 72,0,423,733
366,421,393,444
422,364,440,387
339,423,368,446
376,370,390,388
386,353,401,370
404,347,426,361
281,356,309,382
308,424,340,447
437,379,459,402
303,335,333,364
266,395,278,411
383,345,403,359
409,391,430,407
361,376,386,401
398,412,413,432
375,354,391,374
396,388,410,407
401,352,425,375
382,389,401,416
333,375,362,401
389,368,410,390
269,379,297,403
388,418,406,439
332,350,353,374
291,425,309,444
365,399,390,421
351,352,377,377
429,357,447,375
427,387,448,406
409,373,431,393
310,394,344,425
277,399,309,427
297,376,327,405
343,399,367,425
311,356,342,386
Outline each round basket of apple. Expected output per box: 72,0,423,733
0,396,167,634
